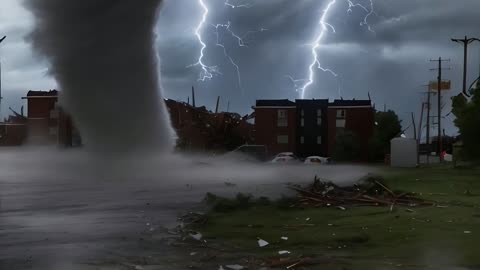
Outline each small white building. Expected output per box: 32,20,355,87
390,137,417,168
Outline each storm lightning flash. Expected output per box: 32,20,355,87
347,0,376,33
298,0,376,99
189,0,219,81
298,0,338,99
212,22,244,88
190,0,265,90
224,0,255,9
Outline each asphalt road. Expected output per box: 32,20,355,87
0,149,376,269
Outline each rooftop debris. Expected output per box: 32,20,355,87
288,175,436,209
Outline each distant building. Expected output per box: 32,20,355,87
0,108,27,146
166,99,253,152
253,100,297,156
21,90,79,147
254,99,375,160
327,100,375,160
295,99,329,157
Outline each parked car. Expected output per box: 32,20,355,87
271,156,297,164
274,152,299,160
304,156,330,165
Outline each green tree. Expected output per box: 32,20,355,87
452,83,480,160
368,110,402,161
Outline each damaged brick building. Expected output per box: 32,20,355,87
0,90,253,151
0,90,80,147
166,99,254,152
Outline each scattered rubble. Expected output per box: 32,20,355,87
225,264,245,270
257,238,269,247
289,175,436,209
189,232,203,241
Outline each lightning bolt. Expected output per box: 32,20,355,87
212,22,245,89
190,0,266,90
297,0,376,99
348,0,376,33
298,0,338,99
224,0,255,9
188,0,219,81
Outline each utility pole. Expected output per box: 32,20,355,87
0,36,5,103
451,36,480,97
411,112,417,140
418,102,426,165
425,86,431,148
215,96,220,113
419,85,432,161
411,111,418,165
191,86,196,108
430,57,450,160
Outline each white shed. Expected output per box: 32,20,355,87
390,138,417,168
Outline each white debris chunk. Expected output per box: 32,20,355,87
464,231,472,234
226,264,245,270
278,250,291,255
257,238,269,247
281,236,288,241
189,232,203,241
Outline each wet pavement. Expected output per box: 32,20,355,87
0,149,375,269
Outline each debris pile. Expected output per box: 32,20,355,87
289,175,435,209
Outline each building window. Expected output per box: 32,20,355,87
316,109,322,126
277,109,288,127
300,118,305,127
50,110,59,119
301,110,305,116
277,135,289,144
317,136,322,145
300,136,305,144
49,127,58,136
336,109,346,119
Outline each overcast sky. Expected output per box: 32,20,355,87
1,0,480,137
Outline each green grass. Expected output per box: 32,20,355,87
194,167,480,269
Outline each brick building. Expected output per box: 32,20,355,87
0,109,28,146
254,99,374,160
166,99,253,152
296,99,329,157
253,100,297,156
327,100,375,160
21,90,79,146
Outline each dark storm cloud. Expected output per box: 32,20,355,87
156,0,480,136
2,0,480,136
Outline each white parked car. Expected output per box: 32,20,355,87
271,156,297,164
304,156,330,165
275,152,299,159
